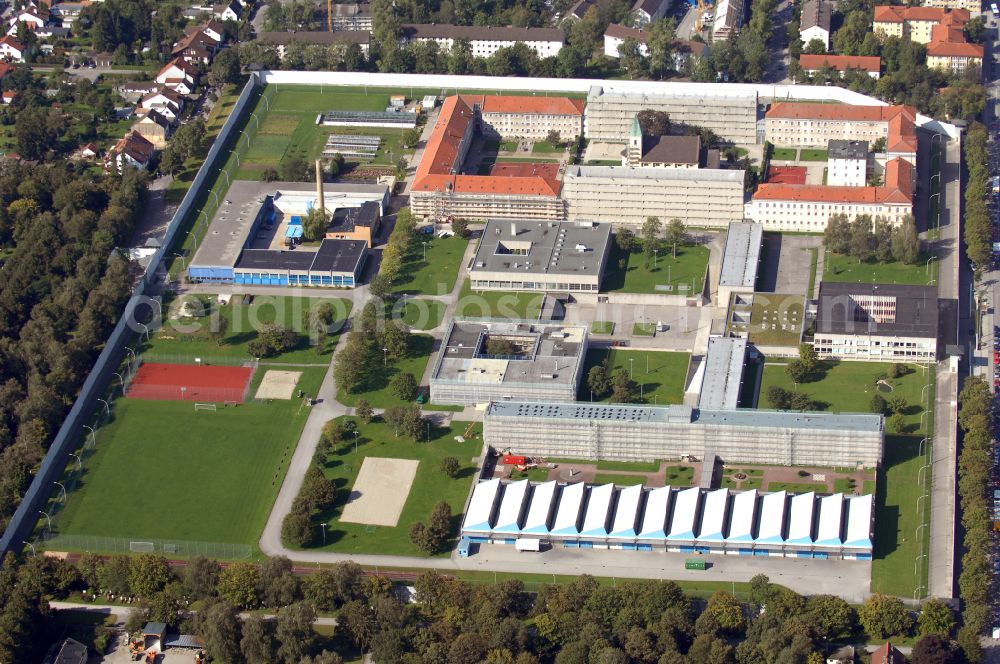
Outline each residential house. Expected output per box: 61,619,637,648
132,110,172,148
713,0,746,40
194,20,227,44
35,25,69,39
139,88,184,121
171,30,216,64
0,36,26,62
49,2,89,29
257,30,371,57
920,0,980,15
43,637,88,664
603,24,707,68
105,131,156,173
76,143,100,159
563,0,617,21
799,53,881,78
926,23,983,71
7,6,48,36
871,643,908,664
328,3,373,31
826,645,856,664
214,1,242,21
399,24,564,58
873,5,969,43
156,58,199,93
632,0,671,27
92,52,113,67
800,0,831,50
1,90,16,105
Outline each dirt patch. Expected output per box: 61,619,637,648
340,457,419,526
255,370,302,400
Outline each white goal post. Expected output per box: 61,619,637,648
193,403,217,412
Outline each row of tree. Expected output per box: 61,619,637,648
333,300,413,395
0,162,145,533
824,213,921,266
963,123,992,273
0,547,978,663
954,376,996,662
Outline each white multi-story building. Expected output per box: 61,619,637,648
799,0,831,50
632,0,671,26
713,0,746,39
799,54,881,79
827,140,868,187
744,158,912,231
400,25,564,59
813,282,938,361
562,165,746,227
471,95,585,140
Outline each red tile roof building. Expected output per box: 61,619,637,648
765,102,917,158
410,95,571,221
871,642,908,664
799,54,882,78
746,157,912,231
873,5,981,71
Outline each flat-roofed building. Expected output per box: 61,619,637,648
325,200,380,247
233,239,367,288
562,165,745,227
585,85,759,145
400,24,564,59
429,319,589,405
800,54,881,78
827,139,869,187
469,219,612,292
484,400,884,467
718,221,763,302
697,337,748,411
813,282,939,360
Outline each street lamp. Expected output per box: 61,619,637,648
54,482,67,503
39,510,51,533
22,541,35,556
69,453,82,471
422,241,428,261
173,253,187,270
113,372,125,390
97,398,110,415
82,425,96,448
629,357,634,379
320,522,327,546
353,430,359,454
139,322,149,341
382,347,388,367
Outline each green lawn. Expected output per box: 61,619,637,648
580,349,690,405
591,321,614,335
747,293,804,346
604,244,709,295
336,334,435,408
455,279,544,320
824,252,935,286
309,417,482,556
391,234,469,296
664,465,695,486
766,481,828,492
771,147,797,160
509,467,551,482
758,360,930,429
48,369,325,547
633,323,657,336
397,299,445,330
722,475,763,490
498,140,518,151
596,459,660,472
532,140,564,153
144,295,351,363
799,148,828,161
833,477,867,494
594,474,647,486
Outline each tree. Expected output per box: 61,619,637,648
824,213,852,255
870,393,888,414
209,315,229,347
390,372,418,401
15,107,60,161
128,554,171,598
912,634,962,664
159,145,185,175
888,363,907,379
804,37,826,54
587,360,612,399
805,594,854,640
635,109,671,136
183,556,220,599
641,216,662,260
355,399,374,423
218,561,260,609
610,369,637,403
486,338,517,356
887,395,907,414
240,614,276,664
303,206,330,242
786,359,809,385
918,598,955,637
858,593,913,639
452,217,470,238
849,215,874,262
411,501,451,553
789,391,814,410
281,156,311,181
248,324,298,358
383,404,425,440
282,510,313,547
665,218,685,258
767,386,791,409
798,343,818,372
892,216,921,265
545,129,562,147
195,599,242,660
380,320,410,360
440,456,460,478
616,228,636,253
400,127,422,148
874,217,895,263
209,47,242,87
275,601,317,663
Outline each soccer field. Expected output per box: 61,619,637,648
49,368,325,547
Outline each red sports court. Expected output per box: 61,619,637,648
766,166,807,185
127,362,254,403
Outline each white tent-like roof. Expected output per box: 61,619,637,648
610,484,642,538
785,492,816,545
493,479,529,533
638,486,672,539
725,489,757,543
522,481,557,534
667,487,700,540
756,491,787,544
843,494,874,550
462,479,501,533
697,488,729,542
581,484,614,537
814,493,844,546
551,482,585,536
